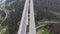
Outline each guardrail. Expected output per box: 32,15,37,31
17,0,36,34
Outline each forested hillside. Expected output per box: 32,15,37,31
0,0,60,34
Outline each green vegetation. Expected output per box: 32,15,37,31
0,0,60,34
0,3,5,9
0,15,3,22
0,2,6,34
0,26,7,34
36,25,49,34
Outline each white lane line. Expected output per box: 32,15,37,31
29,0,36,34
17,0,29,34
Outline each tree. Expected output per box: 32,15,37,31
1,0,25,34
1,0,60,34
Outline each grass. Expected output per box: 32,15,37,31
0,26,7,34
36,25,49,34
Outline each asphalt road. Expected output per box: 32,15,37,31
18,0,36,34
17,0,29,34
29,0,36,34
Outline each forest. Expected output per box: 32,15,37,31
0,0,60,34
